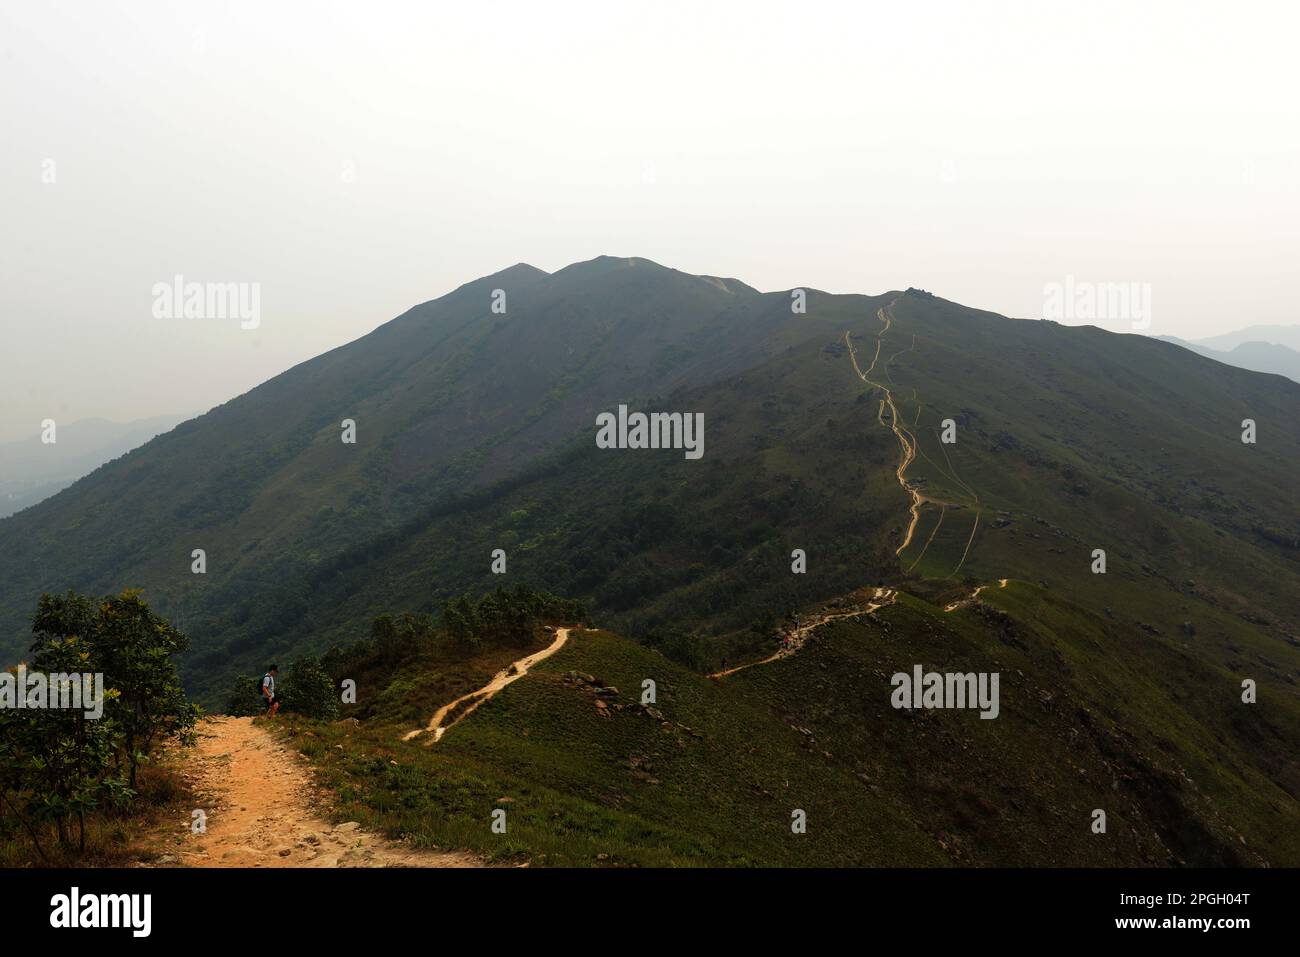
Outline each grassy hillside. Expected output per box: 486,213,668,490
280,578,1297,866
191,289,1300,718
273,327,906,670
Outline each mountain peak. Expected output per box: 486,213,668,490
480,262,549,284
430,262,549,306
549,256,761,298
550,254,669,280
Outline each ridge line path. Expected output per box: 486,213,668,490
153,715,481,867
845,304,928,555
709,588,896,678
845,301,983,575
943,578,1010,612
404,626,575,743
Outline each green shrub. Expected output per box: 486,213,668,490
281,656,339,720
222,674,266,717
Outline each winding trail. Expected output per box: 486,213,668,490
846,302,983,575
943,578,1010,612
709,588,896,678
846,305,926,554
403,627,575,743
700,301,1015,679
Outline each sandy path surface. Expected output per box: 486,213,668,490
710,589,896,678
943,578,1011,612
404,626,575,743
161,715,480,868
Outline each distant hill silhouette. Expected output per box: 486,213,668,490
1158,334,1300,383
0,413,194,518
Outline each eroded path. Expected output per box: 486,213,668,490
845,306,926,555
943,578,1010,612
157,715,480,867
846,301,982,576
842,302,1012,614
709,589,896,678
404,626,575,743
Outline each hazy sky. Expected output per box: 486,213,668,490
2,0,1296,442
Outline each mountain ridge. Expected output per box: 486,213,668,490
0,263,1296,743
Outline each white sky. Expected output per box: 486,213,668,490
1,0,1297,441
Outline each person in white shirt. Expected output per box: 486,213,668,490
261,664,281,716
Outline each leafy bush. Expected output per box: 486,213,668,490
281,656,339,720
222,674,266,717
0,589,197,858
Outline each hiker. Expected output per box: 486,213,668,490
261,664,281,716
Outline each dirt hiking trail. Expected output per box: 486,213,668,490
709,589,896,678
845,301,983,577
157,715,480,868
404,626,576,743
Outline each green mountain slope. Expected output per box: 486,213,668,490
0,258,890,683
212,290,1300,718
290,577,1296,866
4,257,1296,865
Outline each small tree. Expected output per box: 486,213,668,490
31,590,199,788
280,656,338,720
1,640,130,854
441,595,480,651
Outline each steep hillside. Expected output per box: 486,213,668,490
214,292,1300,710
0,258,890,685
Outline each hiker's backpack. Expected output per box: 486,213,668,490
257,674,269,698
